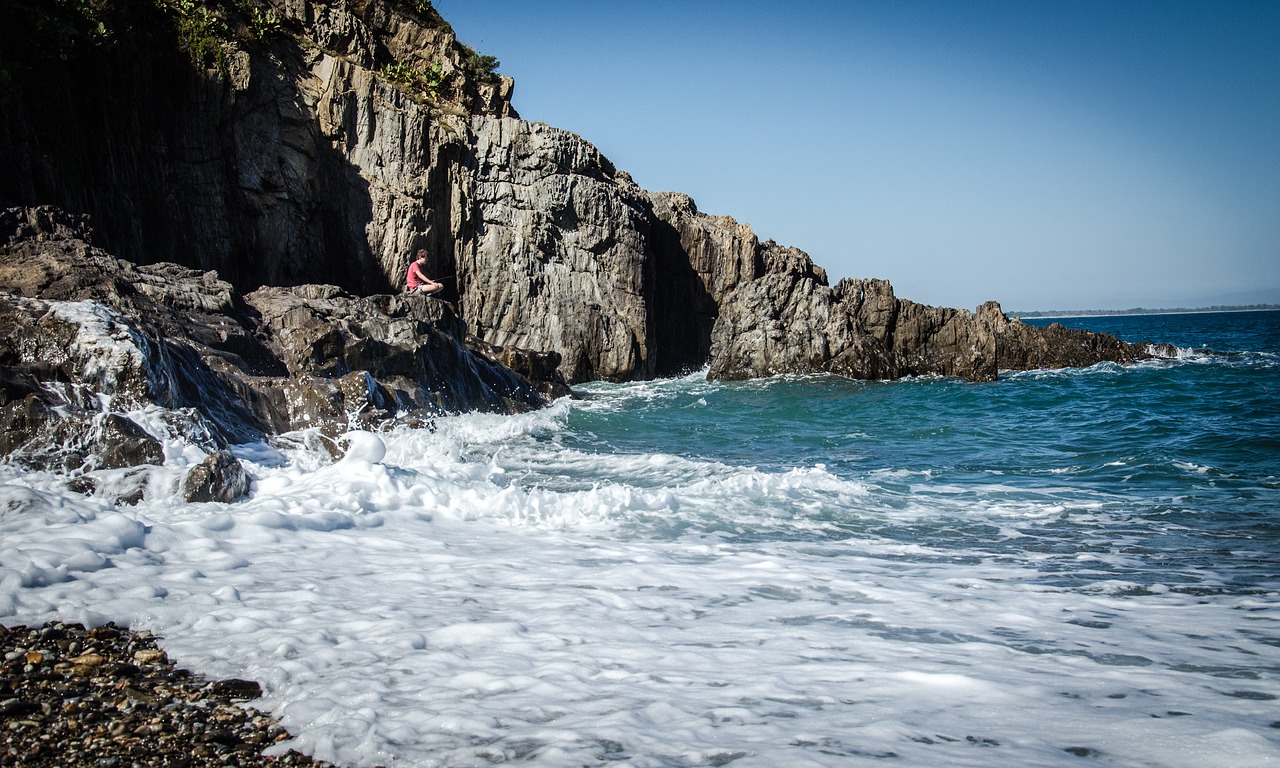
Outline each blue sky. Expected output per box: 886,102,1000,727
434,0,1279,311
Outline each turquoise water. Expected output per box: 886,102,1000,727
550,311,1280,585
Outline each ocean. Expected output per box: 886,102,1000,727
2,310,1278,767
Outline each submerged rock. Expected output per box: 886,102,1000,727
94,414,165,471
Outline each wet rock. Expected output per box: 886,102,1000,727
467,336,575,400
132,649,165,665
205,679,263,701
181,450,250,504
0,393,51,456
94,414,164,470
0,364,50,402
64,467,150,507
977,303,1150,371
0,209,565,467
245,284,552,423
4,408,164,474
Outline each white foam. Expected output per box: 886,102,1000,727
46,299,150,399
1,381,1277,767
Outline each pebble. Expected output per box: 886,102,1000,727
0,621,341,767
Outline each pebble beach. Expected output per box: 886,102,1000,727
1,622,333,767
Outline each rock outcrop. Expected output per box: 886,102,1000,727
0,206,566,481
0,0,1169,394
707,275,1158,383
646,195,1163,382
461,118,656,382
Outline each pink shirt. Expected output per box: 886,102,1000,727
407,261,429,290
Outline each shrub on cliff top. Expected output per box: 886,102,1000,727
468,52,500,76
160,0,230,72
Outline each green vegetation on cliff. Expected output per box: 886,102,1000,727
165,0,230,71
2,0,504,109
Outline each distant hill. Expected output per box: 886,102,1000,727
1011,304,1280,319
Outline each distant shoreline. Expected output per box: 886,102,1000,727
1010,305,1280,320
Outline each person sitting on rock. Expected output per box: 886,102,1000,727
406,249,443,295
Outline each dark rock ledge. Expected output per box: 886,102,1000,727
0,206,572,501
1,621,338,768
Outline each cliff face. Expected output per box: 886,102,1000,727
0,0,512,294
0,0,1162,388
461,118,656,382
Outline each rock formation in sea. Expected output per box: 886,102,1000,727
0,0,1169,450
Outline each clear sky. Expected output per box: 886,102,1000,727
433,0,1279,311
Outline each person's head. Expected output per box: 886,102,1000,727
415,249,428,263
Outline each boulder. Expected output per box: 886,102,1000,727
95,414,165,471
182,450,250,504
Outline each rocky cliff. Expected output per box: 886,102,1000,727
1,0,1167,396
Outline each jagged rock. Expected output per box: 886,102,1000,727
244,283,551,420
0,295,156,414
709,273,1154,382
0,363,53,402
95,414,165,471
0,209,567,474
0,393,52,457
461,117,656,383
467,336,574,401
976,302,1156,371
4,410,164,474
182,450,250,504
